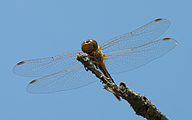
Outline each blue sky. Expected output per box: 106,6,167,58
0,0,191,120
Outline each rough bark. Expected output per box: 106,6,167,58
76,53,168,120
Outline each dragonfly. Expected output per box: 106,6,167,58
13,18,177,94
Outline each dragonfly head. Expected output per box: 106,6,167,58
81,40,98,54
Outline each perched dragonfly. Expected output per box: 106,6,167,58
13,18,177,94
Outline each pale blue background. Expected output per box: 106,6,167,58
0,0,191,120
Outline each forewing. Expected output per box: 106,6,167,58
101,18,171,53
104,38,177,73
13,51,82,77
27,64,97,93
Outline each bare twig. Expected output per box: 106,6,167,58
76,53,168,120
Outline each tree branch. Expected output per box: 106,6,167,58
76,53,168,120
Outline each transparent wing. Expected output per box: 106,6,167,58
101,18,171,53
27,64,98,93
13,51,82,77
104,38,177,73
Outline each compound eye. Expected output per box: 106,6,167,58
81,40,98,53
90,40,98,52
